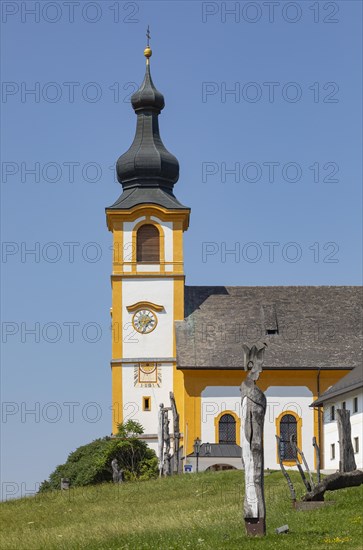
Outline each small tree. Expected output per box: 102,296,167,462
116,419,144,438
39,420,158,492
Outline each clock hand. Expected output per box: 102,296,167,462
143,319,152,331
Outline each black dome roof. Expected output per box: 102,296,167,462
131,63,165,113
116,62,179,192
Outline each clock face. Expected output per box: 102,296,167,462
132,309,157,334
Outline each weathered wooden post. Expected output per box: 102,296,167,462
337,409,357,472
158,403,164,477
312,437,321,484
290,435,313,492
163,409,171,476
240,343,267,536
302,411,362,502
170,391,180,474
302,470,363,502
276,435,296,507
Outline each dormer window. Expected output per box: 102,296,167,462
262,304,279,336
136,224,159,263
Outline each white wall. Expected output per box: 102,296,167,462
186,456,242,472
122,362,174,435
122,278,174,359
323,389,363,471
200,385,314,470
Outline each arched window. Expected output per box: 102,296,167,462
136,224,159,263
218,413,236,444
279,414,297,460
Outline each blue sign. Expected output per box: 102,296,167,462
184,464,193,473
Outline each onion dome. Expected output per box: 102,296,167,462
116,40,179,192
131,62,165,114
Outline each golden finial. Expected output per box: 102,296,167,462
144,25,152,63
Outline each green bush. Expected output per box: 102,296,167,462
39,420,158,492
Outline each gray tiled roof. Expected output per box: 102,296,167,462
175,286,362,370
107,187,189,210
188,443,242,458
312,363,363,406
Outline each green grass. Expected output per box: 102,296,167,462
1,471,362,549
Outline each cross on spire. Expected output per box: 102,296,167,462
146,25,151,47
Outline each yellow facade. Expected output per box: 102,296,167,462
179,368,349,468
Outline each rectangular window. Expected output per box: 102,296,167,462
354,437,359,454
330,405,335,421
353,397,358,414
142,396,151,411
342,401,346,410
137,225,160,263
330,443,335,460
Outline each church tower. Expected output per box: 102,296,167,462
106,39,190,446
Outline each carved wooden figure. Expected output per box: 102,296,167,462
111,458,123,483
240,344,267,536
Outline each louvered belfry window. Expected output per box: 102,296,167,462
137,224,160,263
219,414,236,444
279,414,297,460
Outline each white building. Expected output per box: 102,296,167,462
312,365,363,471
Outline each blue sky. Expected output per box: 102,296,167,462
1,1,362,498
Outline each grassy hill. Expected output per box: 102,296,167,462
1,470,362,549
